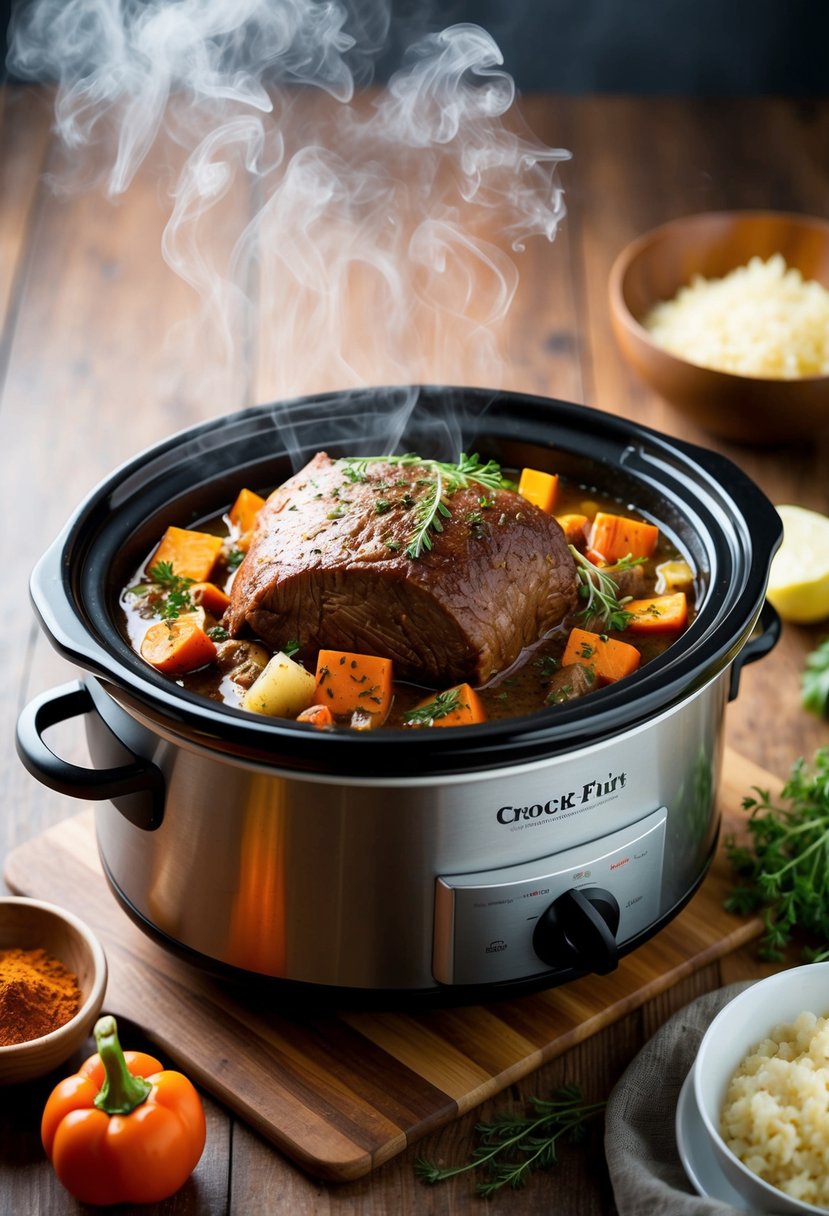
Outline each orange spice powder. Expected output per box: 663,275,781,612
0,947,81,1046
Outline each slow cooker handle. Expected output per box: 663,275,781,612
16,680,165,831
728,600,781,702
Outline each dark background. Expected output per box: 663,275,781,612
2,0,828,94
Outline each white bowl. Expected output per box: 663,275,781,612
693,963,829,1215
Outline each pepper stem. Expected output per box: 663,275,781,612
92,1015,152,1116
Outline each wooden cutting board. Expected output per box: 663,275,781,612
5,747,769,1183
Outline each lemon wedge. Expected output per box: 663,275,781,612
767,505,829,623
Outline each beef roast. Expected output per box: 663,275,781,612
226,452,578,686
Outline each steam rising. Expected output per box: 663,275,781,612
8,1,570,438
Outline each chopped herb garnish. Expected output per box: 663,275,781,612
547,685,572,704
226,548,245,570
283,639,300,658
385,540,401,552
341,465,366,484
327,507,345,520
375,499,391,514
207,625,229,642
535,655,560,679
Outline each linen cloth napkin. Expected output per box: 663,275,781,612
604,981,755,1216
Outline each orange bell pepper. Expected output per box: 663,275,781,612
41,1015,205,1206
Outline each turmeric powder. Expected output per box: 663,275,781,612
0,947,81,1046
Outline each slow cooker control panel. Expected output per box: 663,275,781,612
432,807,666,986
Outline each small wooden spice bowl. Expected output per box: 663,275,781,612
0,896,107,1085
608,210,829,444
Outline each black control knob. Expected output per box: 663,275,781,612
532,887,621,975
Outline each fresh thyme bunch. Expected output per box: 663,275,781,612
415,1085,605,1198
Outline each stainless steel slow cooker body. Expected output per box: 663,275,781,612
18,387,782,999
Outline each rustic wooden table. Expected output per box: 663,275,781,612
1,87,827,1214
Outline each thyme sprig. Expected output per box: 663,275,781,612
403,687,465,726
415,1085,605,1197
725,749,829,962
569,546,639,632
339,453,510,559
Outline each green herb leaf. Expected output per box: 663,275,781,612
339,453,510,560
802,639,829,717
226,548,245,570
569,546,638,632
725,749,829,962
403,687,466,726
207,625,229,642
145,562,194,621
282,640,300,658
415,1085,604,1196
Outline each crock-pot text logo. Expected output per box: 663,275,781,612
496,771,627,825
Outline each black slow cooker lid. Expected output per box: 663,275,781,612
31,387,782,777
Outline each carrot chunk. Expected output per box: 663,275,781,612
229,488,266,535
148,526,223,582
588,512,659,563
518,468,559,513
296,704,335,729
313,650,394,722
625,592,688,633
405,683,487,728
561,627,641,685
140,619,217,674
189,582,231,616
554,513,590,545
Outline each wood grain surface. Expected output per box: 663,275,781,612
1,86,827,1214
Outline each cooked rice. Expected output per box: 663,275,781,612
643,254,829,378
720,1009,829,1208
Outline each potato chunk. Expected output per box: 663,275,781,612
241,651,316,718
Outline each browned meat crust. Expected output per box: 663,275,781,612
226,452,578,686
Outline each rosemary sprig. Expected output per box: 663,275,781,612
415,1085,605,1197
403,687,465,726
406,471,452,559
339,453,510,559
569,546,638,632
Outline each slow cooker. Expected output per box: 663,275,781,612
16,388,781,1000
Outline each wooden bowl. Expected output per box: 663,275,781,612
609,211,829,444
0,897,107,1085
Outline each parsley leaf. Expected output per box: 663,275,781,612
725,749,829,962
144,562,194,621
802,639,829,717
